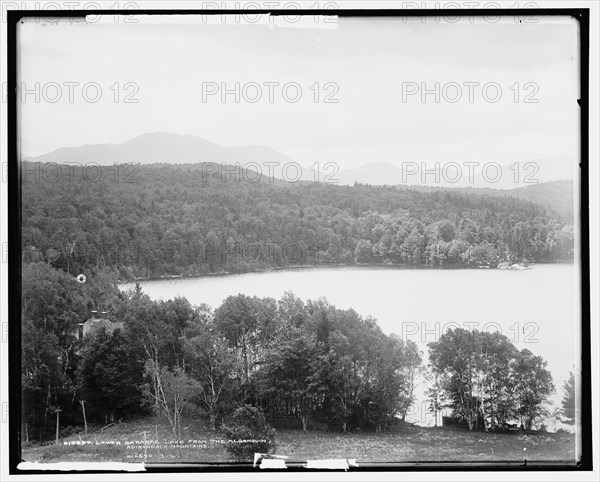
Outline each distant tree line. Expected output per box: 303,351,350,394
21,162,575,280
22,263,562,442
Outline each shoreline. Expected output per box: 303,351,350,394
117,260,575,286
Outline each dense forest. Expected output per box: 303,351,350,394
404,180,575,220
21,162,575,280
22,262,563,443
22,262,423,440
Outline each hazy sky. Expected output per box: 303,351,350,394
18,14,580,169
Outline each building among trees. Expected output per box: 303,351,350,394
75,310,123,340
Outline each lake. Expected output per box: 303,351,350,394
120,264,580,427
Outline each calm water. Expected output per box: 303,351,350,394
120,264,580,427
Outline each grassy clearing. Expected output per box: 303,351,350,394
21,416,577,465
276,425,576,463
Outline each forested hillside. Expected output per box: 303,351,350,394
22,162,575,280
405,180,575,220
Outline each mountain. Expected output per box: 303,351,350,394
335,162,406,186
469,156,576,190
334,162,462,187
27,132,225,165
25,132,319,182
25,134,575,189
336,156,575,189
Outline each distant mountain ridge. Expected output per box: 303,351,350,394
26,133,575,191
335,157,575,189
25,132,319,182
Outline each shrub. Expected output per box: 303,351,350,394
221,405,276,461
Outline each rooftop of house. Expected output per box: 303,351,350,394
80,315,124,339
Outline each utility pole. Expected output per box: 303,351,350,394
80,400,88,434
54,408,62,445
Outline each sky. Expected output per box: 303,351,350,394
17,14,580,169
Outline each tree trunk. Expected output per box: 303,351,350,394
480,387,488,432
80,401,88,434
490,396,494,431
243,344,249,387
55,410,60,445
175,410,182,458
210,410,218,431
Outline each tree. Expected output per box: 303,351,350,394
221,405,276,461
214,295,259,388
429,328,554,432
257,328,320,431
22,323,65,441
368,334,407,431
119,294,199,409
78,328,144,423
513,349,554,431
183,324,240,430
437,219,457,242
426,372,447,427
354,239,373,263
428,328,480,430
214,295,277,395
473,331,519,431
21,262,100,440
143,363,200,455
397,340,422,421
277,291,307,330
560,371,576,425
